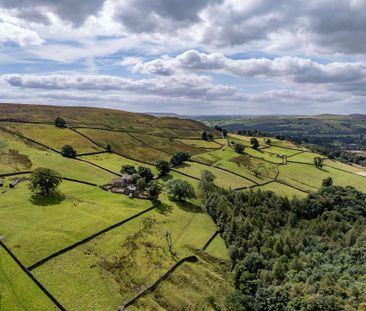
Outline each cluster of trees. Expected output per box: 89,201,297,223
215,125,227,137
171,151,190,166
203,179,366,310
201,131,214,141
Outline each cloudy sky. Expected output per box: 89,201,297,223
1,0,366,115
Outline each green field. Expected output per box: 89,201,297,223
0,246,58,311
1,123,104,154
175,161,255,189
0,129,114,184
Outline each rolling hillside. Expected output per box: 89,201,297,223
1,104,366,310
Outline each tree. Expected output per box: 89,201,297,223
207,133,214,141
250,138,259,150
61,145,76,158
314,157,324,168
223,129,228,138
54,117,66,128
156,160,170,176
171,151,191,166
136,178,146,191
266,139,272,145
322,177,333,187
234,143,245,154
138,166,154,183
121,165,136,175
106,144,112,152
199,170,216,199
147,180,164,201
202,131,208,141
29,168,62,196
166,179,195,201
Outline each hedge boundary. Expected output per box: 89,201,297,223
119,255,198,310
0,240,66,311
28,205,157,271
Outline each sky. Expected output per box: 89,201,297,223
1,0,366,115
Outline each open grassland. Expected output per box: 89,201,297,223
176,138,222,149
1,123,103,154
76,128,170,163
287,151,325,163
0,129,114,184
0,247,58,311
278,163,366,193
0,103,208,133
215,156,278,184
130,133,205,156
263,146,302,156
132,258,231,310
258,181,308,198
175,161,255,189
0,181,152,266
32,194,232,310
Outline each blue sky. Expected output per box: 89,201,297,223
1,0,366,115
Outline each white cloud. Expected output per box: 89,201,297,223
0,21,43,46
2,73,244,101
122,50,366,87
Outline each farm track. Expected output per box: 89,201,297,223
0,240,66,311
27,205,157,271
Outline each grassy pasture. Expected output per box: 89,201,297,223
33,195,231,310
1,123,103,154
0,246,58,311
258,181,308,198
176,138,222,149
263,146,302,157
0,129,114,184
130,133,204,156
215,156,278,184
174,161,254,189
76,128,170,163
278,162,366,193
0,181,152,266
244,147,284,164
287,151,325,163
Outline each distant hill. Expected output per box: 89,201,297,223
0,103,208,131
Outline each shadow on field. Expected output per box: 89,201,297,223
29,191,65,206
176,201,203,213
155,202,173,215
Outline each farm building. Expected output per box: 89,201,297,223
111,175,133,188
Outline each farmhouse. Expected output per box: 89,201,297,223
111,175,133,188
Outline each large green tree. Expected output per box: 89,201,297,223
121,164,136,175
166,179,195,201
147,180,164,201
29,168,62,196
155,160,170,176
138,166,154,183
